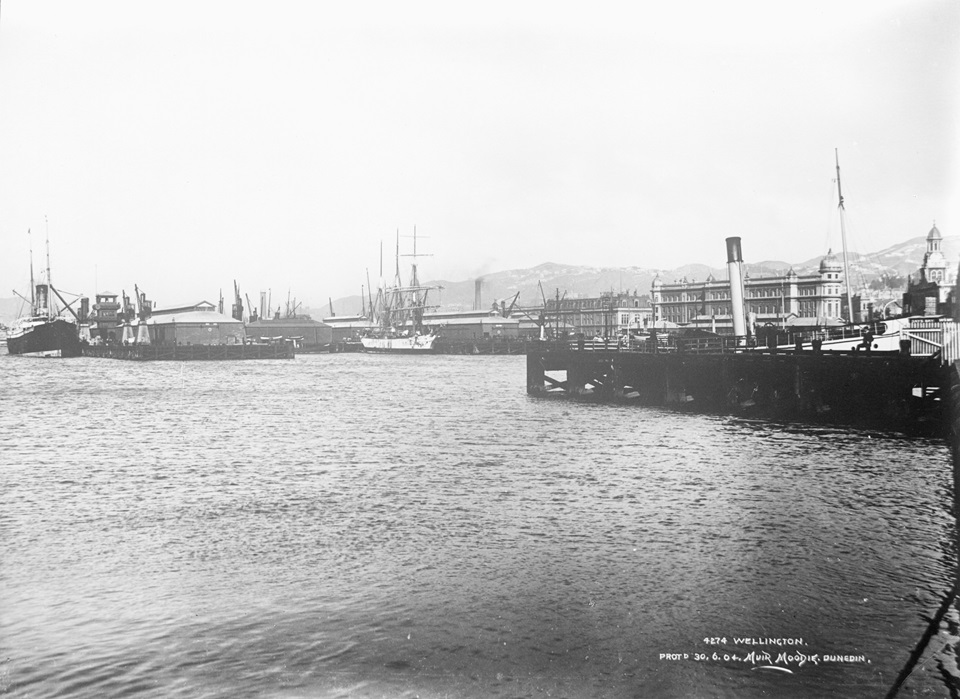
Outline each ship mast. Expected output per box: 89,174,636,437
28,228,35,313
410,225,419,289
44,217,53,317
835,149,854,323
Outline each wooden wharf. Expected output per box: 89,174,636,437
434,337,530,355
527,339,947,435
82,343,295,361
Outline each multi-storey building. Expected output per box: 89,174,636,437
544,291,652,338
651,251,855,335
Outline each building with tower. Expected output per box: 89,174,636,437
902,222,954,316
650,250,858,336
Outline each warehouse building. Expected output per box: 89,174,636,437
245,316,333,349
424,309,520,339
146,301,245,345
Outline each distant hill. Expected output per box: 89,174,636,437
796,235,960,279
0,297,28,327
327,235,959,316
3,235,956,324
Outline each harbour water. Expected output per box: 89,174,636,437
1,353,957,698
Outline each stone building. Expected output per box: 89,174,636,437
902,222,954,316
650,250,855,335
544,291,652,338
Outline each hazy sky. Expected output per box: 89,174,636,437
1,1,957,309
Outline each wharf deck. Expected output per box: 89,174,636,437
434,338,530,355
82,343,295,361
527,342,947,435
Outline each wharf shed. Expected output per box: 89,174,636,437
246,317,332,347
146,302,245,345
424,310,520,339
323,315,373,343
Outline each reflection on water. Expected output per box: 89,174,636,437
0,353,956,698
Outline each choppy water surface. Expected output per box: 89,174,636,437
1,353,956,698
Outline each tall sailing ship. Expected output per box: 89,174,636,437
6,230,82,358
361,230,441,353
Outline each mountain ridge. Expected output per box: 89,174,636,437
328,234,958,316
2,235,955,324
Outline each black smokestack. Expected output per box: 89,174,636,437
474,279,482,311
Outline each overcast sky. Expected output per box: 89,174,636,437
1,1,957,309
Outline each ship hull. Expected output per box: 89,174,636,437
361,334,437,353
6,318,81,358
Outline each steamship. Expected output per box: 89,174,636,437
6,233,82,358
7,315,81,358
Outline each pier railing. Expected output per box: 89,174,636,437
546,319,960,363
559,336,747,355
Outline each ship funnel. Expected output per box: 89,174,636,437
725,237,747,341
35,283,49,316
474,279,482,311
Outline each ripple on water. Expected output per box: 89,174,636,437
0,353,955,698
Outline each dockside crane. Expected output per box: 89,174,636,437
287,297,301,318
133,284,152,344
119,290,136,343
502,291,520,317
232,280,244,322
121,290,135,323
133,284,150,319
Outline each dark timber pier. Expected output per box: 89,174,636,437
527,341,947,435
82,343,295,361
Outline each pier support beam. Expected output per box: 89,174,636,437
525,346,948,434
526,351,546,394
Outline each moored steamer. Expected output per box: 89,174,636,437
6,228,82,358
7,317,81,358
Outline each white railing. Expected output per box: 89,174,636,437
553,319,960,364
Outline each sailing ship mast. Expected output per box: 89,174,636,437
408,226,424,333
390,230,403,327
835,149,854,323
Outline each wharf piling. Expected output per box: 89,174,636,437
527,341,947,434
434,337,530,355
82,343,295,361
